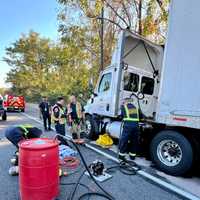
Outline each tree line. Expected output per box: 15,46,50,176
3,0,170,103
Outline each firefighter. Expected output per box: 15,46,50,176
118,99,140,161
5,124,43,175
5,124,42,149
67,95,84,139
39,96,52,131
52,97,67,136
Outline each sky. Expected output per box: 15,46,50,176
0,0,59,88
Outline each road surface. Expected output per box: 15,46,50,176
0,106,199,200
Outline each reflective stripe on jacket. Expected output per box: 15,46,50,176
122,103,139,122
18,124,33,136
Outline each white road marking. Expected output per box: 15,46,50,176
22,112,200,200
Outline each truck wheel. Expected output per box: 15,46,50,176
85,115,99,140
21,108,25,112
150,130,193,176
2,112,7,121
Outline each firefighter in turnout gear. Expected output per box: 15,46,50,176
5,124,43,149
5,124,43,175
52,97,67,136
118,99,140,161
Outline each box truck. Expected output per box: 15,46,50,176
84,0,200,176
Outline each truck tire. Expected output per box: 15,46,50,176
21,108,25,112
150,130,193,176
85,115,99,140
2,112,7,121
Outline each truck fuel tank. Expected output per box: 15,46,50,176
105,121,153,139
106,121,123,138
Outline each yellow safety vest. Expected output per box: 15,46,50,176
76,102,82,119
51,104,66,124
123,103,139,122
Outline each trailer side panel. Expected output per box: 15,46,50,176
156,0,200,129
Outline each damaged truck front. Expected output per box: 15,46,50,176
84,0,200,176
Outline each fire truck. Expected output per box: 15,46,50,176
4,95,25,112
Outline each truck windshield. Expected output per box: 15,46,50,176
141,76,154,95
124,72,139,92
98,73,112,93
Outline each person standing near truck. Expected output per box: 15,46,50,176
67,95,84,139
52,97,67,136
5,124,43,175
118,99,140,161
39,96,52,131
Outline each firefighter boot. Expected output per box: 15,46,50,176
129,153,136,161
9,166,19,176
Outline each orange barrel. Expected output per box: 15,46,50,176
19,138,59,200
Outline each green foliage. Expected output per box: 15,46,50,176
142,0,170,43
4,0,170,102
4,31,90,102
0,88,6,95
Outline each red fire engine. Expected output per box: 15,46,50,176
4,95,25,112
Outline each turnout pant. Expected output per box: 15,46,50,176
42,114,51,130
119,121,139,155
55,123,65,136
55,123,69,146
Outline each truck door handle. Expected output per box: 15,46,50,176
106,104,110,111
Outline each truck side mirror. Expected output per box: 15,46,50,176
122,62,128,70
92,92,98,97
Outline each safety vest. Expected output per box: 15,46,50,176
51,104,66,124
123,103,139,122
67,102,82,119
18,124,33,137
75,102,82,119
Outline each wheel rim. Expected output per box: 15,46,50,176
157,139,183,167
85,120,92,136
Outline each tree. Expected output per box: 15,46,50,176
57,0,170,78
4,31,90,102
4,0,170,102
4,31,54,101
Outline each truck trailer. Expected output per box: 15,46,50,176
84,0,200,176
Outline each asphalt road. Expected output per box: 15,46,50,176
26,103,200,198
0,111,188,200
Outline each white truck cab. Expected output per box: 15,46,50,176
84,0,200,176
85,31,163,119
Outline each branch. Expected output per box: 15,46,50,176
155,0,168,15
103,0,130,28
133,0,139,18
97,17,125,30
122,1,132,27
